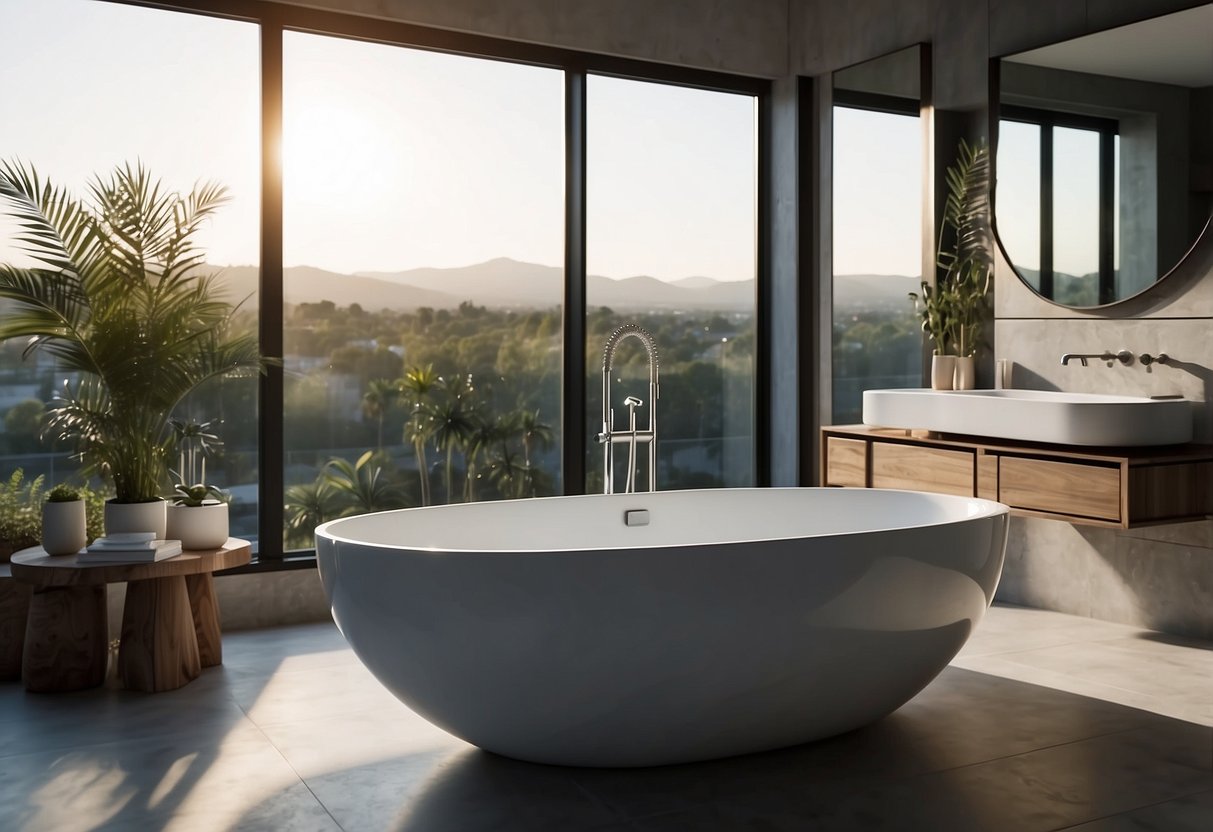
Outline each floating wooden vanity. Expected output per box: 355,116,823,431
820,425,1213,528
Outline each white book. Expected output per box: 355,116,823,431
88,539,161,551
78,540,183,563
97,532,156,544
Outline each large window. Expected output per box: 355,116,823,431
831,101,922,424
0,1,766,558
280,32,564,548
585,76,758,491
0,0,260,541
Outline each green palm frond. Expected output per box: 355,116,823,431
0,160,271,501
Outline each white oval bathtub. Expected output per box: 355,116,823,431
315,487,1008,767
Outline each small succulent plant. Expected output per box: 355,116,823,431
173,482,228,508
46,484,81,502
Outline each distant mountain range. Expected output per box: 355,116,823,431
207,258,919,313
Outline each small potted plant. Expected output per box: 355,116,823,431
910,281,956,390
166,481,230,550
42,484,87,556
936,137,991,390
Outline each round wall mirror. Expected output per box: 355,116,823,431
993,4,1213,308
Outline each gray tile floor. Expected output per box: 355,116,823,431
1,603,1210,831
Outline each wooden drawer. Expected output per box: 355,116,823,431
999,457,1120,521
870,443,974,497
825,437,867,487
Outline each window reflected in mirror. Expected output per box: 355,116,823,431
995,4,1213,307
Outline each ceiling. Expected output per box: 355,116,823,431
1006,4,1213,88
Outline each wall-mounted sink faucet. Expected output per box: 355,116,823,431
1060,350,1133,367
597,324,659,494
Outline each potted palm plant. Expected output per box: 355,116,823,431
936,138,992,390
0,161,269,536
909,281,956,390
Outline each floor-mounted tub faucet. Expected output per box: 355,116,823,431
597,324,659,494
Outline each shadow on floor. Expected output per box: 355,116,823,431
230,667,1213,832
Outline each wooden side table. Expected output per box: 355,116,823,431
10,539,251,693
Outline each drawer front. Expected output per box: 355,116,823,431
825,437,868,487
999,457,1121,521
871,443,974,496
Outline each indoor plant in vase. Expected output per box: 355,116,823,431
936,138,992,390
166,419,229,549
0,161,270,536
167,482,230,551
41,484,87,556
910,276,957,390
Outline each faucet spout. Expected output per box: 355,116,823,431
600,324,660,495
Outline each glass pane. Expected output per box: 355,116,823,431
282,33,563,549
585,76,757,492
831,106,922,424
0,0,260,545
996,120,1042,281
1053,126,1101,304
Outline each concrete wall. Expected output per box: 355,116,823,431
278,0,790,78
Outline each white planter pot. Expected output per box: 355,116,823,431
953,356,977,390
104,499,167,539
166,502,229,550
930,355,957,391
42,500,87,556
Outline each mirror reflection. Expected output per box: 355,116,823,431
995,4,1213,307
831,46,925,422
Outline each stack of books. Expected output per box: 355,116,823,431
77,533,183,563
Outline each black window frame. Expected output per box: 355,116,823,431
97,0,770,560
999,104,1118,304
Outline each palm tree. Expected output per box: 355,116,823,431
0,161,267,502
397,365,439,505
361,378,398,451
323,450,405,514
512,407,554,498
463,414,510,502
515,407,554,471
284,478,341,547
430,396,475,504
487,444,526,498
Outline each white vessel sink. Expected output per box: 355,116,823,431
862,388,1193,447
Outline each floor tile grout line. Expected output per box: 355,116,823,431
1046,784,1213,831
572,777,637,827
247,713,350,832
958,652,1198,705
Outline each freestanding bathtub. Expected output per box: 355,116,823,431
315,487,1008,767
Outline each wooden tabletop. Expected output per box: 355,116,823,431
9,538,251,589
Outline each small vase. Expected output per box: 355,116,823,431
104,498,167,539
166,502,230,550
931,355,957,390
954,356,977,390
42,500,87,556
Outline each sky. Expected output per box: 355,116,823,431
832,106,922,277
0,0,757,283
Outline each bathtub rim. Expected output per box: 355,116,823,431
314,486,1009,555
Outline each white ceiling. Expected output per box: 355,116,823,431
1006,4,1213,88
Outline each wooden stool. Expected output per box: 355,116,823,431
0,563,33,681
10,540,250,693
